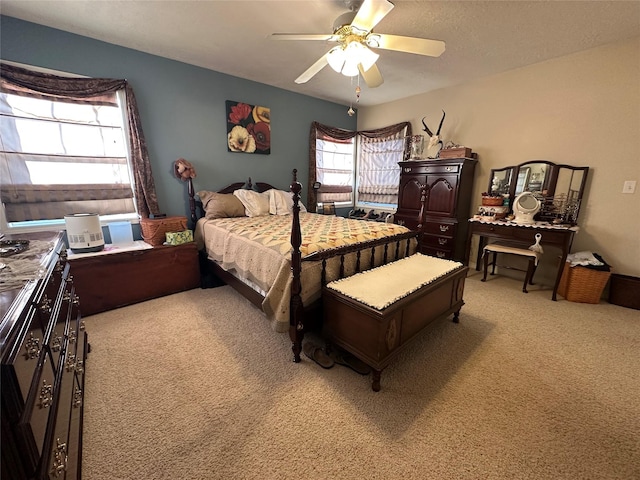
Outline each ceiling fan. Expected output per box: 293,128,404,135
271,0,445,88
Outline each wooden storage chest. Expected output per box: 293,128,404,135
323,255,468,391
69,242,200,316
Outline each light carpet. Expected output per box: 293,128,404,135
81,272,640,480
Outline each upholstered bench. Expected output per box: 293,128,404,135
482,241,542,293
322,253,468,391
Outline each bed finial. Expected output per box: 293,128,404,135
247,177,253,190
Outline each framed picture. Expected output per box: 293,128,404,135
226,100,271,154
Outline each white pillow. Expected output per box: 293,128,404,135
268,189,307,215
233,189,270,217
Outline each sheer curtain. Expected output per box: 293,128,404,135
0,63,159,221
357,123,410,205
308,121,411,211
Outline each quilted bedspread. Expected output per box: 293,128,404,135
205,213,409,257
196,213,413,332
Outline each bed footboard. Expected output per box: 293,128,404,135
288,167,419,362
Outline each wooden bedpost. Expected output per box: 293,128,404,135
187,177,196,228
289,169,304,363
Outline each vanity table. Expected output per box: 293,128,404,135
468,160,589,300
466,219,578,300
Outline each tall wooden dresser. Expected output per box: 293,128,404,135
395,158,477,261
1,231,87,480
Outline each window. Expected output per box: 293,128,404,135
309,121,410,212
315,135,354,205
0,62,159,233
356,129,407,208
1,90,136,229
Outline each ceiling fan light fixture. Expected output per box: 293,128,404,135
327,42,379,77
327,46,347,73
353,43,379,72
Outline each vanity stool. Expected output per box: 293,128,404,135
482,241,542,293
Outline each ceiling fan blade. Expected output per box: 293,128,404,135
371,33,446,57
351,0,394,32
358,63,384,88
271,33,337,42
295,53,330,84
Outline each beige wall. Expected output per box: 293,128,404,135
359,36,640,282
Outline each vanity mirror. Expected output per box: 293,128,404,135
488,160,589,225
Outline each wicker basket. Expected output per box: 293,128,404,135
558,261,612,304
482,196,504,206
140,216,188,246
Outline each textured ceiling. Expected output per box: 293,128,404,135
3,0,640,107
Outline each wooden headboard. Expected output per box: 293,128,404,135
188,177,279,224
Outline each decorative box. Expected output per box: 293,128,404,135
165,229,194,246
439,147,473,159
477,205,509,219
481,196,504,206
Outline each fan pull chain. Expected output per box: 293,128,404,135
347,74,362,116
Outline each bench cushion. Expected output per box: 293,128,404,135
483,241,542,265
326,253,463,311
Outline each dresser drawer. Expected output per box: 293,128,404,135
422,234,455,250
46,346,78,479
422,221,456,237
471,222,569,245
21,351,56,458
510,228,568,244
6,309,46,407
400,163,460,175
421,246,453,259
394,213,420,230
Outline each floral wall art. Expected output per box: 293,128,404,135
226,100,271,154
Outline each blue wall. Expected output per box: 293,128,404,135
0,16,356,221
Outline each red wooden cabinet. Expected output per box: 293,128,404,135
396,158,477,261
69,242,200,316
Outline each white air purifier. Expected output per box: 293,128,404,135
65,213,105,253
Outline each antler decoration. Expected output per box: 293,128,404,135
422,110,446,150
421,110,446,137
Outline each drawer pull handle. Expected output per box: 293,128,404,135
438,238,448,245
72,294,80,306
446,166,452,171
436,251,446,258
68,330,77,344
25,333,40,359
39,380,53,408
73,386,83,408
66,354,76,372
403,167,412,173
63,291,72,302
79,320,86,331
51,335,62,352
39,295,52,314
439,225,450,232
50,439,68,477
76,359,84,374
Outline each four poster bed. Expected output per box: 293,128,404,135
189,169,420,362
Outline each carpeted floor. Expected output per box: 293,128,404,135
81,272,640,480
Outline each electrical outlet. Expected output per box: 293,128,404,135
622,180,636,194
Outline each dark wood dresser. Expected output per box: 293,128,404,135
395,158,477,261
1,231,87,480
